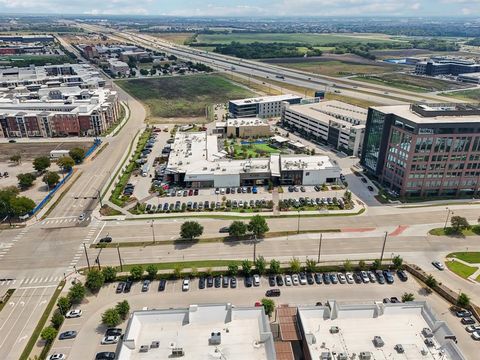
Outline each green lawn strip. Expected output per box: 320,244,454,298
117,260,242,272
445,260,478,279
19,281,65,360
476,274,480,283
439,89,480,102
92,228,341,248
0,289,15,312
40,171,83,220
446,252,480,264
429,226,480,236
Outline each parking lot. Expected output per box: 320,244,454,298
47,271,478,360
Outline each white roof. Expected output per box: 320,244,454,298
118,304,276,360
230,94,301,106
226,117,269,127
280,154,336,171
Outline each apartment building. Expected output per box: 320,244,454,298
229,94,302,118
361,103,480,197
107,58,130,76
282,100,367,156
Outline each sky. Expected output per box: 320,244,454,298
0,0,479,17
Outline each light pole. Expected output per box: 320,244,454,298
253,235,257,263
297,210,300,234
117,244,123,272
443,207,453,230
380,231,388,264
317,233,323,264
151,220,156,244
83,242,91,271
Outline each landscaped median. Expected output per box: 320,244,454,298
445,260,478,279
445,252,480,283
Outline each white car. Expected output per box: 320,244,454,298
49,354,65,360
253,274,260,286
466,325,480,333
345,273,354,284
337,273,346,284
65,309,82,318
182,279,190,291
101,335,120,345
472,331,480,341
368,271,376,283
78,213,86,222
284,275,292,286
360,271,370,283
292,274,300,286
432,261,445,271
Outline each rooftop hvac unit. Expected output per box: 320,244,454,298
422,328,433,338
330,326,340,334
171,347,185,357
373,336,384,347
209,331,221,345
337,353,348,360
139,345,149,353
150,341,160,349
321,352,332,360
359,352,372,360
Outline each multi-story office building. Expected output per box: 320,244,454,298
415,57,480,76
229,94,302,118
282,100,367,156
361,103,480,197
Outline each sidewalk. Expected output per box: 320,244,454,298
445,257,480,283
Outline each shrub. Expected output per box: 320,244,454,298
129,265,144,281
85,269,105,292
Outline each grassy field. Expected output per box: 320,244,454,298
354,73,470,93
324,92,380,109
0,141,92,162
116,74,255,119
447,252,480,264
233,143,280,159
195,33,402,46
440,88,480,102
268,59,397,77
220,73,282,96
150,32,195,44
445,260,478,279
429,226,480,236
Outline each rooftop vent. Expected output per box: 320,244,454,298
139,345,149,353
150,341,160,349
373,336,384,347
337,353,347,360
171,347,185,357
209,332,221,345
359,352,372,360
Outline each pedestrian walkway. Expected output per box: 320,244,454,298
0,276,63,290
0,227,28,260
39,215,92,227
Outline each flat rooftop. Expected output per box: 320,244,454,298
372,103,480,124
298,301,464,360
118,304,275,360
226,117,269,127
281,154,336,171
230,94,301,106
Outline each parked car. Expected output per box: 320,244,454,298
245,276,253,287
95,352,116,360
207,276,214,288
142,280,150,292
345,273,354,284
266,289,281,297
306,273,315,285
353,272,363,284
397,270,408,282
101,335,120,345
49,354,65,360
461,317,476,325
284,275,292,286
292,274,300,286
330,273,338,284
465,325,480,333
299,273,307,285
472,331,480,340
199,277,206,289
367,271,376,283
105,328,122,337
360,271,370,283
314,273,323,284
337,273,346,284
158,279,166,291
253,274,260,286
222,276,229,288
123,280,132,293
230,277,237,288
59,330,77,340
432,261,445,270
182,278,190,291
456,309,473,318
390,297,401,303
65,309,82,318
323,273,331,285
276,275,284,286
268,275,276,286
375,270,386,284
214,276,221,288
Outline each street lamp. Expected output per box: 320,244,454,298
443,207,453,230
297,210,300,234
150,220,156,244
380,231,388,264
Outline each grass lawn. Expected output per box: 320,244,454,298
445,260,478,279
118,260,242,272
270,59,397,77
440,88,480,102
447,252,480,264
150,32,195,45
476,274,480,283
196,33,403,46
220,73,282,96
116,74,255,119
354,73,469,93
429,226,480,236
324,92,380,108
233,143,280,158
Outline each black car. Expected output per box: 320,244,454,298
116,282,125,293
8,139,16,143
193,189,199,196
390,297,401,303
367,185,374,191
275,275,284,286
397,270,408,282
230,277,237,288
158,279,166,291
219,226,230,233
59,330,77,340
461,317,476,325
376,270,386,284
95,352,116,360
207,276,214,288
383,270,394,284
214,276,221,288
323,273,331,284
199,277,206,289
222,276,229,288
245,276,253,287
105,328,122,337
353,272,362,284
306,273,314,285
123,280,132,293
268,275,276,287
265,289,281,297
314,273,323,284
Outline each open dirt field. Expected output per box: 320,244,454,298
0,141,93,162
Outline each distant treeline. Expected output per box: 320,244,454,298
465,38,480,46
213,42,322,59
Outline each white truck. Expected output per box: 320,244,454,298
50,149,69,160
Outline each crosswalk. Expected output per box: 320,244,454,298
0,276,63,289
0,228,28,260
39,216,92,226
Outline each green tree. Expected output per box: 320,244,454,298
254,256,267,275
451,216,470,232
228,221,247,238
68,282,86,304
371,259,381,270
51,310,64,330
402,292,415,302
140,68,149,76
102,308,121,327
343,260,352,272
57,156,75,172
69,147,85,164
42,171,60,189
425,274,438,289
261,298,275,317
242,259,252,276
392,255,403,269
190,267,198,278
172,264,182,278
269,259,281,274
85,269,105,292
150,68,156,76
9,196,35,217
180,221,204,240
344,190,352,203
57,296,71,315
146,264,158,280
17,173,36,189
228,263,239,276
116,300,130,320
289,257,301,273
305,259,317,273
129,265,144,281
101,266,117,282
358,260,366,270
40,326,58,343
33,156,51,173
9,154,21,165
457,292,471,307
248,215,269,237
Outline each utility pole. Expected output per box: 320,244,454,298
380,231,388,264
83,242,91,271
97,188,103,207
297,210,300,234
151,220,156,244
443,207,453,230
317,233,323,263
117,244,123,272
95,247,103,270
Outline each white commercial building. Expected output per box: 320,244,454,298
117,303,276,360
282,100,367,156
108,58,130,76
165,131,340,188
298,301,465,360
229,94,302,118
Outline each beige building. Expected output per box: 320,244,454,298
216,117,272,138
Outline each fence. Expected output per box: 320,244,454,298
29,169,73,217
84,138,102,159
